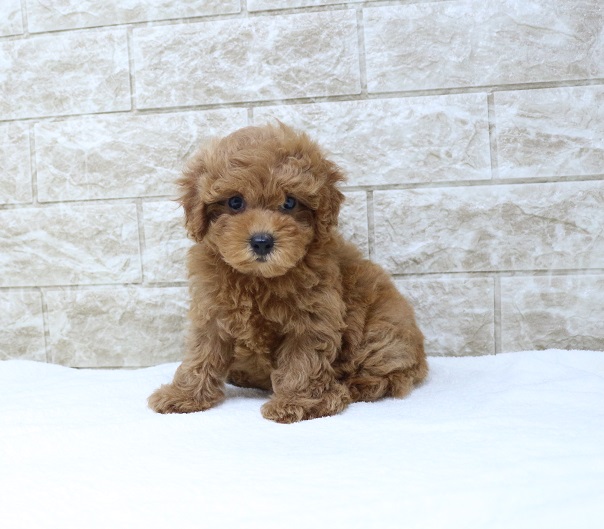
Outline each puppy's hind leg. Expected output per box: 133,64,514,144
148,326,233,414
344,326,428,403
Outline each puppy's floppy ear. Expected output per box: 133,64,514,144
316,158,346,240
178,150,209,243
278,123,346,239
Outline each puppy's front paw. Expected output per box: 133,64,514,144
261,399,308,423
261,384,350,423
148,383,222,414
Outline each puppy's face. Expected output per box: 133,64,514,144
203,180,315,278
180,124,345,278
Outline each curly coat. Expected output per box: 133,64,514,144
148,123,427,423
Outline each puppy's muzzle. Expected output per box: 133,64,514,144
249,233,274,258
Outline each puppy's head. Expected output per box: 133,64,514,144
179,122,345,278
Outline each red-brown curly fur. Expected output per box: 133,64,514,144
148,123,427,423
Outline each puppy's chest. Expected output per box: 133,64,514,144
219,291,285,355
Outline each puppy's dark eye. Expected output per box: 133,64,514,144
227,196,245,211
282,196,297,211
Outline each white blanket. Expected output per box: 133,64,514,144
1,350,603,529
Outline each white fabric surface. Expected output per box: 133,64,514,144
1,350,603,529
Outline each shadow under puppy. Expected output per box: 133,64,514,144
149,123,428,423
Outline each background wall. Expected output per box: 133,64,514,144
0,0,602,367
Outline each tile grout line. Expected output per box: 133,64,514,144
135,200,147,286
126,26,137,111
2,270,602,295
392,269,604,279
356,7,368,96
487,92,499,180
28,122,39,205
247,0,462,16
19,0,29,36
366,190,375,259
1,79,603,126
494,276,502,354
38,287,52,363
3,174,602,212
2,282,189,294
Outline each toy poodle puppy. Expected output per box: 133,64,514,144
148,122,427,423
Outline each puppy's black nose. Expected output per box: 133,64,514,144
249,233,274,257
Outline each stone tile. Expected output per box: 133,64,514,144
396,278,495,356
364,1,604,92
501,275,604,352
0,0,22,36
44,286,189,367
35,109,248,202
0,204,141,287
133,10,360,109
0,290,46,361
0,123,32,205
340,192,368,257
254,94,491,185
26,0,240,33
0,30,130,121
495,86,604,179
374,181,604,274
142,201,191,283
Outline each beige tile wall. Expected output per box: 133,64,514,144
0,0,602,366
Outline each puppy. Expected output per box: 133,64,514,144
148,123,427,423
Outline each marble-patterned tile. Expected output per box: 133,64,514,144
0,123,32,205
495,86,604,179
254,94,491,185
35,109,248,202
133,10,360,109
396,277,495,356
142,201,191,283
501,275,604,352
0,290,46,361
0,0,22,36
26,0,240,33
374,181,604,274
0,29,130,121
340,192,368,257
364,1,604,92
44,286,188,367
0,204,141,287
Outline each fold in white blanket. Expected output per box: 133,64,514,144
1,350,603,529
